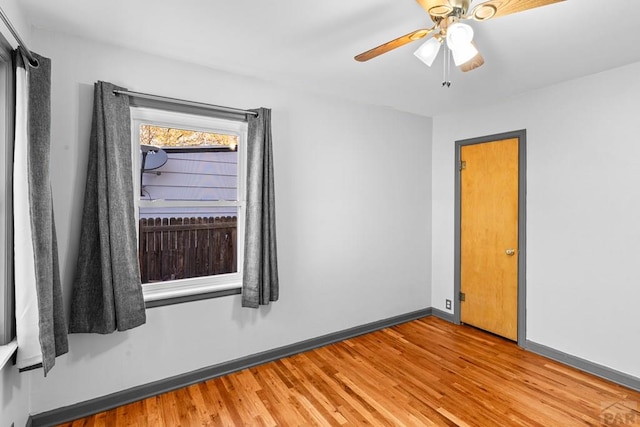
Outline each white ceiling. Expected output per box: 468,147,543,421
18,0,640,117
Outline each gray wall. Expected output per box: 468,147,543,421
431,60,640,379
1,362,29,427
26,28,433,414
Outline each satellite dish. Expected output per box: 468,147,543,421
140,145,168,170
140,144,159,153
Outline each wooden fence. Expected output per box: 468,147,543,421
138,216,237,283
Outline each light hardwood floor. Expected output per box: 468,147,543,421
58,317,640,426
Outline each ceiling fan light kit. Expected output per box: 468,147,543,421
356,0,566,84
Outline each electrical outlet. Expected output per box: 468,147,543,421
445,299,452,310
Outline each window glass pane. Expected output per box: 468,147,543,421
138,207,238,284
140,125,238,202
136,120,242,286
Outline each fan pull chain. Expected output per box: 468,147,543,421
442,44,446,85
442,44,451,87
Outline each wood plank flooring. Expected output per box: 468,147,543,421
58,317,640,426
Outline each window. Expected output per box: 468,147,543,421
0,35,14,345
131,108,247,303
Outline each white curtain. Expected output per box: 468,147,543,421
13,49,40,369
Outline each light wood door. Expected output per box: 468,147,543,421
460,138,519,341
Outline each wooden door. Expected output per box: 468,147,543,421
460,138,519,341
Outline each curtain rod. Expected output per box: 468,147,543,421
113,89,258,117
0,6,38,66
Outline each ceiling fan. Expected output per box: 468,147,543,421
355,0,565,80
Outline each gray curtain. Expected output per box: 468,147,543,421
69,81,146,333
242,108,279,308
13,49,68,375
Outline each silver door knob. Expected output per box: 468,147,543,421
505,249,516,256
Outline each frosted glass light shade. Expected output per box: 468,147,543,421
413,37,442,67
446,23,474,49
446,23,478,66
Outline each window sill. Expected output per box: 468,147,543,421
145,286,241,308
0,339,17,369
143,275,243,308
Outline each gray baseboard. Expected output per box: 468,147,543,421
29,308,431,427
431,307,455,323
525,340,640,393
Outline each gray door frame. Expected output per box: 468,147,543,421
454,129,527,346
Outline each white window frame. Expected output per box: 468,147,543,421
130,107,247,303
0,35,17,367
0,35,15,353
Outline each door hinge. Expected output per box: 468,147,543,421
459,160,466,171
459,292,466,302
